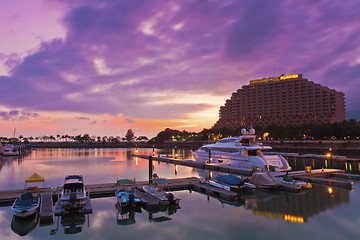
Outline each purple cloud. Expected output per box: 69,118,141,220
0,109,40,121
0,0,359,122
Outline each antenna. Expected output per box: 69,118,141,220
273,65,275,77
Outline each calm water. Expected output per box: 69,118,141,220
0,148,359,240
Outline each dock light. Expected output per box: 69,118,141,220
327,148,333,168
328,187,333,194
135,148,138,154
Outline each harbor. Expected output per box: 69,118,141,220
0,147,359,239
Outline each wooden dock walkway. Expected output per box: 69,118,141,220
192,182,238,201
40,193,53,218
39,193,54,226
133,154,253,176
288,169,353,189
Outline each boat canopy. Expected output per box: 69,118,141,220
25,173,45,189
25,173,45,183
117,179,134,185
65,175,83,181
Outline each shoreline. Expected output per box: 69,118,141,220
26,140,360,151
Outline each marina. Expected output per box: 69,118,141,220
0,147,359,239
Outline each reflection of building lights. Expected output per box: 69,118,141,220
284,214,304,224
328,187,333,194
209,171,213,178
253,211,304,224
135,157,138,167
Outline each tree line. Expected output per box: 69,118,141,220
149,119,360,142
2,120,359,144
0,129,149,144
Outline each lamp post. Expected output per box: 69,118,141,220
327,147,333,169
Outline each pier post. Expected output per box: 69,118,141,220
152,145,155,156
149,154,153,184
174,146,178,159
208,148,211,164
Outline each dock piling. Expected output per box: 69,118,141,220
149,154,153,184
208,148,211,164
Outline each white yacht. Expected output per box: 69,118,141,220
192,128,291,171
2,144,19,156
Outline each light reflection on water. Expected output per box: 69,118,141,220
0,148,359,240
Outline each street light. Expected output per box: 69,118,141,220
327,147,333,168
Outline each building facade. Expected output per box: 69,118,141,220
213,74,345,129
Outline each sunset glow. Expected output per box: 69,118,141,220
1,0,360,138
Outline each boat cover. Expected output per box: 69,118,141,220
215,174,245,186
152,178,169,184
117,179,134,184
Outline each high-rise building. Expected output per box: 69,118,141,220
213,74,345,129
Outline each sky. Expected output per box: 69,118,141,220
0,0,360,138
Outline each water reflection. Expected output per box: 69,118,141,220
11,212,39,236
50,212,90,235
143,204,181,223
1,148,359,239
115,202,142,226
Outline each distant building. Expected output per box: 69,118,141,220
213,74,345,129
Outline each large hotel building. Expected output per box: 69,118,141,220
213,74,345,129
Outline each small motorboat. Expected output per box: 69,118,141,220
11,193,40,217
275,173,312,191
249,172,281,189
143,178,180,205
215,174,256,192
115,190,141,207
60,175,87,210
115,179,142,207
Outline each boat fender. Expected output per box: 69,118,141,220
166,193,174,203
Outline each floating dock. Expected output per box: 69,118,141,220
39,192,54,226
288,169,353,189
192,182,238,201
0,170,356,208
